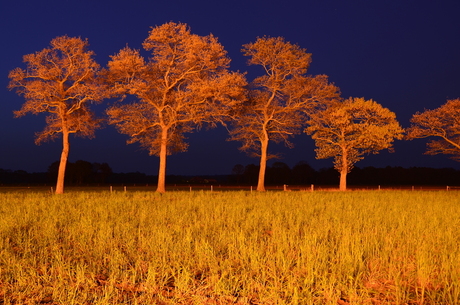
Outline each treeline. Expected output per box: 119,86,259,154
0,160,152,186
1,160,460,187
231,162,460,186
9,22,460,193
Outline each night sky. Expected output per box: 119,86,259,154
1,0,460,176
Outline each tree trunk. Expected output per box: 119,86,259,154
257,137,269,191
339,168,347,191
55,130,70,194
339,149,347,191
156,128,168,193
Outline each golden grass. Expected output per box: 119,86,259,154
0,190,458,304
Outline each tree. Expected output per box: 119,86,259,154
266,162,291,185
72,160,93,185
229,36,339,191
305,97,404,191
231,164,245,184
243,164,259,185
8,36,107,194
106,22,246,193
406,99,460,160
292,161,316,185
92,162,113,184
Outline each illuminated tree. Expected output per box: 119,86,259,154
305,97,404,191
406,99,460,160
8,36,107,194
106,22,246,193
229,36,339,191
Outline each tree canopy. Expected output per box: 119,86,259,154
9,26,451,191
305,97,404,190
8,36,108,193
406,99,460,161
106,22,247,193
229,36,340,191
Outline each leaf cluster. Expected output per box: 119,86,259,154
406,99,460,160
230,36,340,157
8,35,108,144
106,22,247,156
305,97,404,172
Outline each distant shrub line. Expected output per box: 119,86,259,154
1,161,460,186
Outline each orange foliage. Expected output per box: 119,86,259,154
8,36,108,193
106,22,247,193
229,36,340,191
305,97,404,190
406,99,460,160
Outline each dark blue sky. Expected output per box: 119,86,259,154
1,0,460,176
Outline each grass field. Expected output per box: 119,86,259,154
0,190,459,304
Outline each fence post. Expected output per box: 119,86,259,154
311,184,314,192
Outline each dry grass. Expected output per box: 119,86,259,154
0,190,458,304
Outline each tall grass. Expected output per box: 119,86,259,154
0,190,458,304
